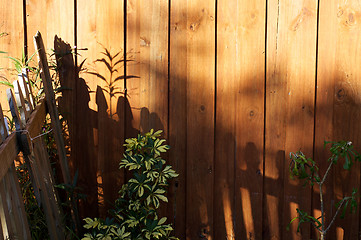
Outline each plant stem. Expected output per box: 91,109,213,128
319,183,325,234
324,197,348,233
320,159,334,185
318,159,335,240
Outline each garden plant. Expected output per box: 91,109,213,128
289,141,361,240
82,129,179,240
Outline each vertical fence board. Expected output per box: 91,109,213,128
0,178,15,239
215,0,266,239
26,0,74,55
32,137,65,240
265,0,318,239
126,0,169,133
77,0,125,217
214,1,265,239
169,0,187,238
1,1,361,239
214,0,237,238
5,165,31,239
185,1,215,239
94,0,125,216
139,0,168,135
0,0,23,110
126,0,141,136
75,0,100,218
126,0,170,222
315,0,361,239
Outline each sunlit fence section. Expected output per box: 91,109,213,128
1,0,361,239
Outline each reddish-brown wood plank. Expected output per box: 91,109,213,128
265,0,318,239
215,0,266,239
0,0,23,111
126,0,169,134
26,0,74,55
0,133,18,182
125,0,141,137
184,1,216,239
77,0,125,217
169,0,187,238
315,1,361,239
126,0,169,223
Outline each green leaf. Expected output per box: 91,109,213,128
158,217,167,225
0,80,13,88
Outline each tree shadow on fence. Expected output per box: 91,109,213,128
55,37,119,218
55,37,167,222
53,33,361,240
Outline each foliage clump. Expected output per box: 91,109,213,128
83,129,179,240
288,141,361,240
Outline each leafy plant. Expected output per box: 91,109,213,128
7,50,38,74
288,141,361,240
56,169,85,239
82,129,179,240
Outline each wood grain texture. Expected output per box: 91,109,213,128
5,165,31,239
185,1,216,239
0,176,16,238
0,133,18,184
315,0,361,239
26,0,74,55
126,0,169,133
77,0,125,217
169,0,187,238
265,0,318,239
215,0,266,239
34,32,71,185
0,1,359,238
0,0,23,112
33,137,64,240
126,0,141,135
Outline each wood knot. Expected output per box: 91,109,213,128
335,80,355,105
190,22,200,31
199,105,206,112
140,37,150,47
338,7,357,27
247,107,258,119
336,88,346,100
345,12,356,26
199,227,210,239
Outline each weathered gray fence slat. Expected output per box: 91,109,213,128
0,66,66,239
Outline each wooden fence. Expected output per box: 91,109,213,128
0,59,66,239
1,0,361,239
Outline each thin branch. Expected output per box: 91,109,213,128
319,183,325,233
320,159,334,185
324,197,349,233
